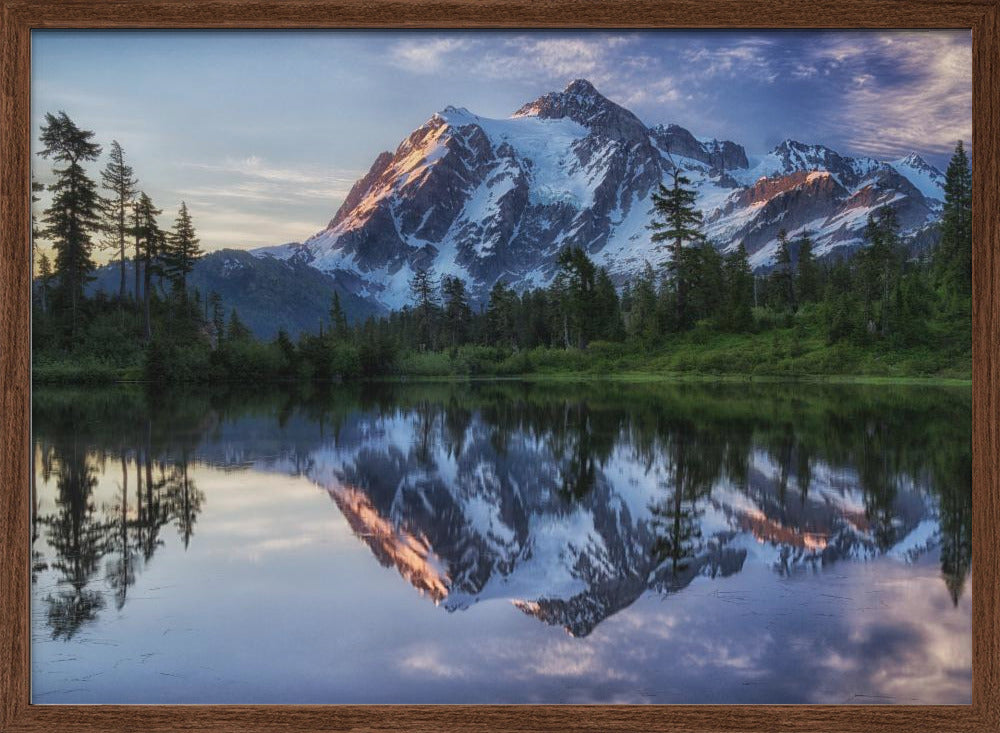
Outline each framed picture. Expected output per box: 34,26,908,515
2,1,997,731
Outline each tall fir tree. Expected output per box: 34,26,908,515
553,246,597,348
795,233,819,304
723,244,754,332
99,140,138,303
649,169,704,329
935,140,972,301
408,267,440,350
441,275,472,347
37,111,103,339
329,291,349,340
162,201,202,293
133,192,165,341
773,229,797,312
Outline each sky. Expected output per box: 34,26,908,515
31,30,972,257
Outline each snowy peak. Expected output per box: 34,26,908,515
890,153,945,202
650,123,749,171
514,78,649,143
255,79,947,308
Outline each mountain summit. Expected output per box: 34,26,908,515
255,79,944,310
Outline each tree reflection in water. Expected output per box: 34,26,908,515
32,380,972,639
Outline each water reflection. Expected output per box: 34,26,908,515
32,381,971,647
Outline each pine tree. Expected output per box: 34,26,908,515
36,252,53,315
773,229,797,312
441,275,472,347
649,169,704,329
37,111,103,339
226,309,252,342
723,244,754,332
553,247,597,348
408,267,440,350
329,291,349,340
626,262,659,342
935,140,972,300
162,201,202,294
593,267,622,341
99,140,138,303
487,280,518,349
796,233,819,304
209,292,225,347
133,192,165,341
861,207,901,338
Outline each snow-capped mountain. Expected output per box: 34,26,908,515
255,78,945,309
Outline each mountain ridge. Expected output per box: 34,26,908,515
254,79,944,311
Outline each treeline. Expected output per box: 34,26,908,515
31,110,972,383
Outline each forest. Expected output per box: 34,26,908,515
31,111,973,384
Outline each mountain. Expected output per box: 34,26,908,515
87,249,383,339
254,79,945,310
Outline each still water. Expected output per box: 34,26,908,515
30,380,972,704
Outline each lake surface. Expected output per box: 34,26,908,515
30,380,972,704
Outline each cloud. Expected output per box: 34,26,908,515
827,32,972,157
681,40,779,84
390,37,476,73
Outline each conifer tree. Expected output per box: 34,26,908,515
553,247,597,348
329,291,350,340
409,267,440,350
773,229,797,312
163,201,202,294
723,244,754,332
649,169,704,329
796,233,819,304
226,309,252,342
38,111,103,339
99,140,138,302
936,140,972,299
133,192,165,341
441,275,472,347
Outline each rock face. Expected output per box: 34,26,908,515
254,79,944,309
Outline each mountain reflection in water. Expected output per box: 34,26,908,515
31,380,972,703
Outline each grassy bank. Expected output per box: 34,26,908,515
33,322,971,386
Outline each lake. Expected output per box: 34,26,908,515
30,380,972,704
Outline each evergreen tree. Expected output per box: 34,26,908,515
552,247,597,348
208,292,225,347
37,111,103,339
329,291,349,340
31,176,44,257
649,169,704,329
860,207,901,338
162,201,202,294
935,140,972,300
409,267,440,350
133,192,165,341
226,309,252,342
773,229,797,312
593,267,623,341
99,140,138,302
626,263,659,342
723,244,754,332
36,252,54,315
441,275,472,347
796,233,819,304
486,280,519,349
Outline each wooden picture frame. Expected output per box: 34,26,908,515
1,1,997,730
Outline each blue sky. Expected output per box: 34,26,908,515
31,30,972,255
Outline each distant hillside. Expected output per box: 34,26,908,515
87,249,384,340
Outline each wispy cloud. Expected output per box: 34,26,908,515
819,33,972,157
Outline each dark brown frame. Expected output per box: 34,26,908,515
2,1,998,731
